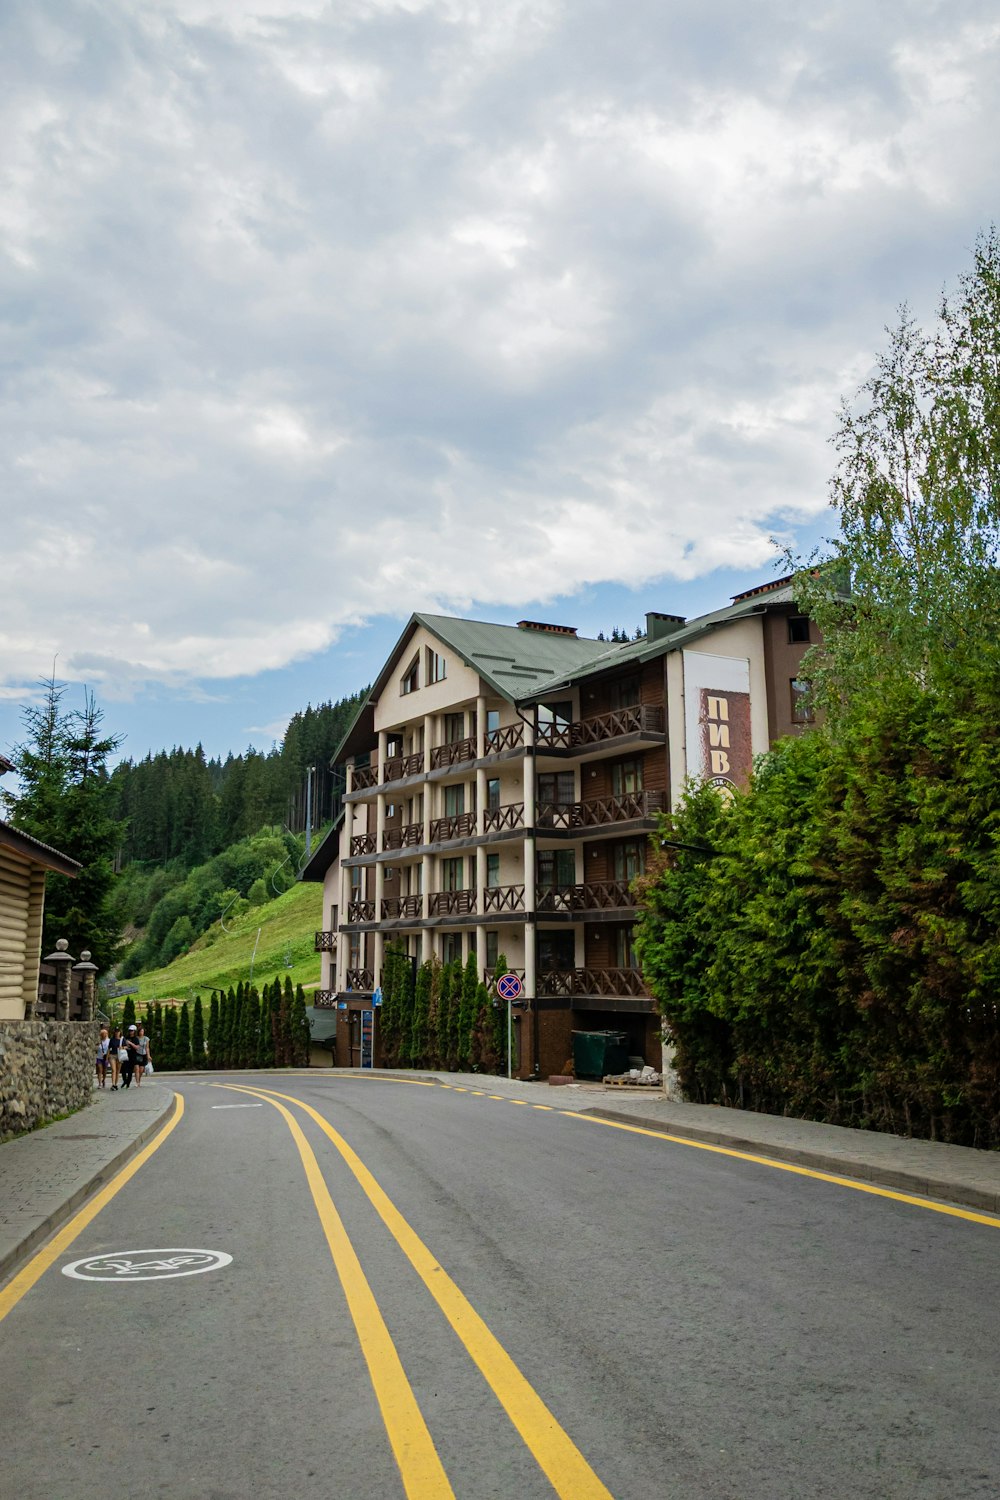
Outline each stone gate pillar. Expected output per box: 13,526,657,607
44,939,75,1021
73,951,99,1022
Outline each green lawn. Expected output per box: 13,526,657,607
126,880,324,1004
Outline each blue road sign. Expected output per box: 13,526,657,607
496,973,523,1002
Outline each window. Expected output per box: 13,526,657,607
406,864,422,895
537,771,575,806
349,934,361,967
791,679,814,724
609,675,640,710
611,758,644,797
537,700,573,727
386,737,401,758
444,783,465,817
486,709,500,734
487,777,501,812
442,932,463,965
485,931,499,970
350,867,363,896
538,931,575,971
400,654,420,695
442,857,465,891
386,803,397,819
538,849,575,887
486,853,501,888
427,649,446,684
444,712,465,743
788,616,810,644
614,925,638,970
613,840,646,881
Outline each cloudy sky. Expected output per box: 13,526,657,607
2,0,997,763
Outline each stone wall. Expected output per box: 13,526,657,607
0,1020,98,1140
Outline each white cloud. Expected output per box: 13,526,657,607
1,0,998,692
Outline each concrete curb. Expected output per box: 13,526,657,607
584,1107,1000,1215
0,1090,178,1287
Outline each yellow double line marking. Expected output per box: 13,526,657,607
219,1082,613,1500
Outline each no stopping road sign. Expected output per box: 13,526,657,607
496,972,523,1002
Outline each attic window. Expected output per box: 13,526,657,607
426,649,446,684
400,654,420,695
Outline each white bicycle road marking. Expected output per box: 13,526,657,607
62,1249,233,1282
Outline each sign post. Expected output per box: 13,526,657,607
495,973,523,1079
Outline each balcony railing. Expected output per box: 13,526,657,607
314,989,337,1008
314,930,338,952
537,967,650,998
347,900,375,923
535,704,665,750
383,822,422,851
535,881,635,913
350,833,377,856
383,756,405,782
482,884,525,913
345,968,375,992
484,966,525,990
352,765,378,791
431,736,476,770
403,751,425,776
483,802,524,834
536,790,666,829
430,811,476,843
485,722,524,754
381,895,423,920
429,889,477,916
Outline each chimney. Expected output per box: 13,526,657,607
645,611,686,641
516,620,578,637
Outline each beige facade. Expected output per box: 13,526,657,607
0,822,80,1021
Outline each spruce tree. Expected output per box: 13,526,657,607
223,987,237,1067
122,996,136,1028
241,987,259,1068
277,976,294,1066
257,982,275,1068
176,1003,192,1070
207,993,220,1067
192,996,205,1068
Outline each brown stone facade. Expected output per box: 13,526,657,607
0,1019,98,1140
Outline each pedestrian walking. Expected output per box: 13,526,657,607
121,1024,138,1088
132,1023,151,1087
108,1026,124,1089
96,1027,111,1088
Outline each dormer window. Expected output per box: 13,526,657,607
400,654,420,695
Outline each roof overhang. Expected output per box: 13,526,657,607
0,820,81,876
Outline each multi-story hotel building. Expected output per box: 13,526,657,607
304,575,818,1075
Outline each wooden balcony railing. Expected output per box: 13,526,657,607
535,881,634,913
485,722,524,754
534,720,573,750
347,900,375,923
383,756,405,782
430,811,476,843
482,884,525,913
484,966,525,990
345,968,375,991
314,930,338,952
350,834,377,856
314,990,338,1008
381,895,423,920
403,751,425,776
383,822,422,851
352,765,378,791
483,802,524,834
537,967,650,998
536,790,665,829
429,889,477,916
431,736,476,769
534,704,665,751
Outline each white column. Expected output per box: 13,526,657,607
475,923,486,983
423,714,434,775
378,729,388,781
476,767,487,835
476,694,486,758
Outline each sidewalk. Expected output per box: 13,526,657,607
0,1082,176,1286
357,1068,1000,1215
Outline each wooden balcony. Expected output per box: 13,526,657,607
347,900,376,923
383,822,422,851
429,889,477,916
535,880,634,913
483,802,524,834
314,989,338,1008
350,833,377,856
431,736,476,770
538,967,649,998
482,884,525,913
535,703,665,751
484,966,525,990
403,751,425,776
383,756,405,782
345,968,375,992
381,895,423,920
485,722,524,754
314,929,338,952
430,811,476,842
352,765,378,791
536,790,666,829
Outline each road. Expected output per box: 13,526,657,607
2,1072,998,1500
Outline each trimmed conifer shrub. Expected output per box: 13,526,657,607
176,1002,192,1070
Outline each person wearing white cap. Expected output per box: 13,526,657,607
121,1024,139,1089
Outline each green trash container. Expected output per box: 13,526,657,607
572,1030,630,1080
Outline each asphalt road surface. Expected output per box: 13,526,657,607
2,1073,998,1500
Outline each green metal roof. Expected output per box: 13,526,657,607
415,613,610,698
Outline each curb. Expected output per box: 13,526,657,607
584,1108,1000,1215
0,1091,179,1288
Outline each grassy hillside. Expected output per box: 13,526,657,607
127,880,323,1004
